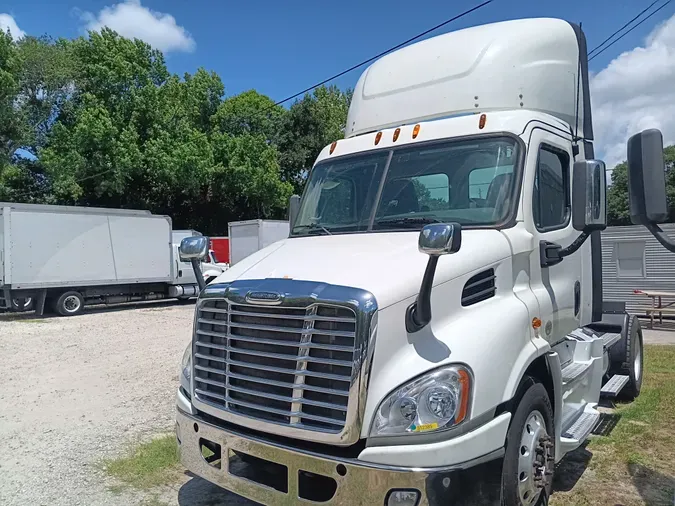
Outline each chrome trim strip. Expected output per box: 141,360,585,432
190,279,378,446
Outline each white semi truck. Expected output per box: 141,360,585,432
174,18,652,505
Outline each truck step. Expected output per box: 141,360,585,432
562,409,600,441
561,360,593,384
602,332,622,349
600,374,629,397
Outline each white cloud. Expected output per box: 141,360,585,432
591,14,675,171
81,0,195,54
0,13,26,39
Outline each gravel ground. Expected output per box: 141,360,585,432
0,301,250,506
1,303,673,506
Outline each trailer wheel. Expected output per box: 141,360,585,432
616,315,644,401
54,291,84,316
502,379,554,506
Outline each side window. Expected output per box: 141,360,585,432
410,173,450,212
533,145,570,230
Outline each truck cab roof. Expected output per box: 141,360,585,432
345,17,592,142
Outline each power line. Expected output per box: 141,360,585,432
271,0,494,107
589,0,672,62
587,0,661,57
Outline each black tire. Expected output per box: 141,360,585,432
53,291,85,316
616,315,643,401
502,378,554,506
11,297,34,312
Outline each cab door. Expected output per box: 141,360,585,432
526,129,581,344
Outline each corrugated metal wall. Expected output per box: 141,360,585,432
602,223,675,314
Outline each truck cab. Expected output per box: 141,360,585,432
175,18,646,505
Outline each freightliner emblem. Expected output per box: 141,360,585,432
245,290,283,305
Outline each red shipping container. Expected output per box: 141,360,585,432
209,237,230,264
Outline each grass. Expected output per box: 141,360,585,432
103,434,181,490
551,345,675,506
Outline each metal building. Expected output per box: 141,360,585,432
601,223,675,314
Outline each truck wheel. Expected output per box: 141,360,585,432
12,297,34,312
616,316,643,401
502,380,554,506
54,291,84,316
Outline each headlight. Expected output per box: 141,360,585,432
180,343,192,392
371,365,472,437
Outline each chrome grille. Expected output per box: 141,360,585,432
193,299,358,433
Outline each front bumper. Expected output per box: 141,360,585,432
176,408,505,506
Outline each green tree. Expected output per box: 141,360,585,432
212,89,284,141
277,85,352,192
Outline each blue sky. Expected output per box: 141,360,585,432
2,0,675,167
1,0,669,101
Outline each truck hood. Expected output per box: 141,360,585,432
212,231,512,309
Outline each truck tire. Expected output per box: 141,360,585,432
54,291,85,316
502,379,554,506
11,297,34,312
614,315,643,401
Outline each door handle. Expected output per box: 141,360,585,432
574,281,581,316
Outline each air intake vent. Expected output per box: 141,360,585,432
461,269,496,306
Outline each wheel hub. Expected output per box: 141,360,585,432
64,295,81,312
517,410,554,505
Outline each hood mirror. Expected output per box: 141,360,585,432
407,223,462,333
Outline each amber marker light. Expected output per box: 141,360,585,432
455,369,471,424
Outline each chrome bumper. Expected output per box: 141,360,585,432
176,408,504,506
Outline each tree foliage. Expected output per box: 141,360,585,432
0,28,351,234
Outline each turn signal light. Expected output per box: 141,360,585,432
375,132,382,145
330,141,337,154
412,124,421,139
479,114,487,129
393,128,401,142
532,317,542,329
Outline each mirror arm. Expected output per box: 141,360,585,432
645,222,675,253
191,258,206,291
405,256,439,333
559,231,590,258
540,232,589,268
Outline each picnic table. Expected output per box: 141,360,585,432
635,289,675,328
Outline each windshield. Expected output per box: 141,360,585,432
292,136,519,235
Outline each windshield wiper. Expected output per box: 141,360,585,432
375,216,441,228
293,223,333,235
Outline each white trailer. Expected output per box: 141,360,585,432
0,202,207,316
227,219,290,265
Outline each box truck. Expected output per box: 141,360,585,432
0,203,223,316
175,18,654,505
227,219,290,265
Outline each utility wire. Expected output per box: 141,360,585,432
589,0,672,61
587,0,661,57
271,0,494,107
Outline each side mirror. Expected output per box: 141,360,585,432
627,129,668,225
418,223,462,255
179,236,209,262
288,194,301,230
572,160,607,232
407,223,462,333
